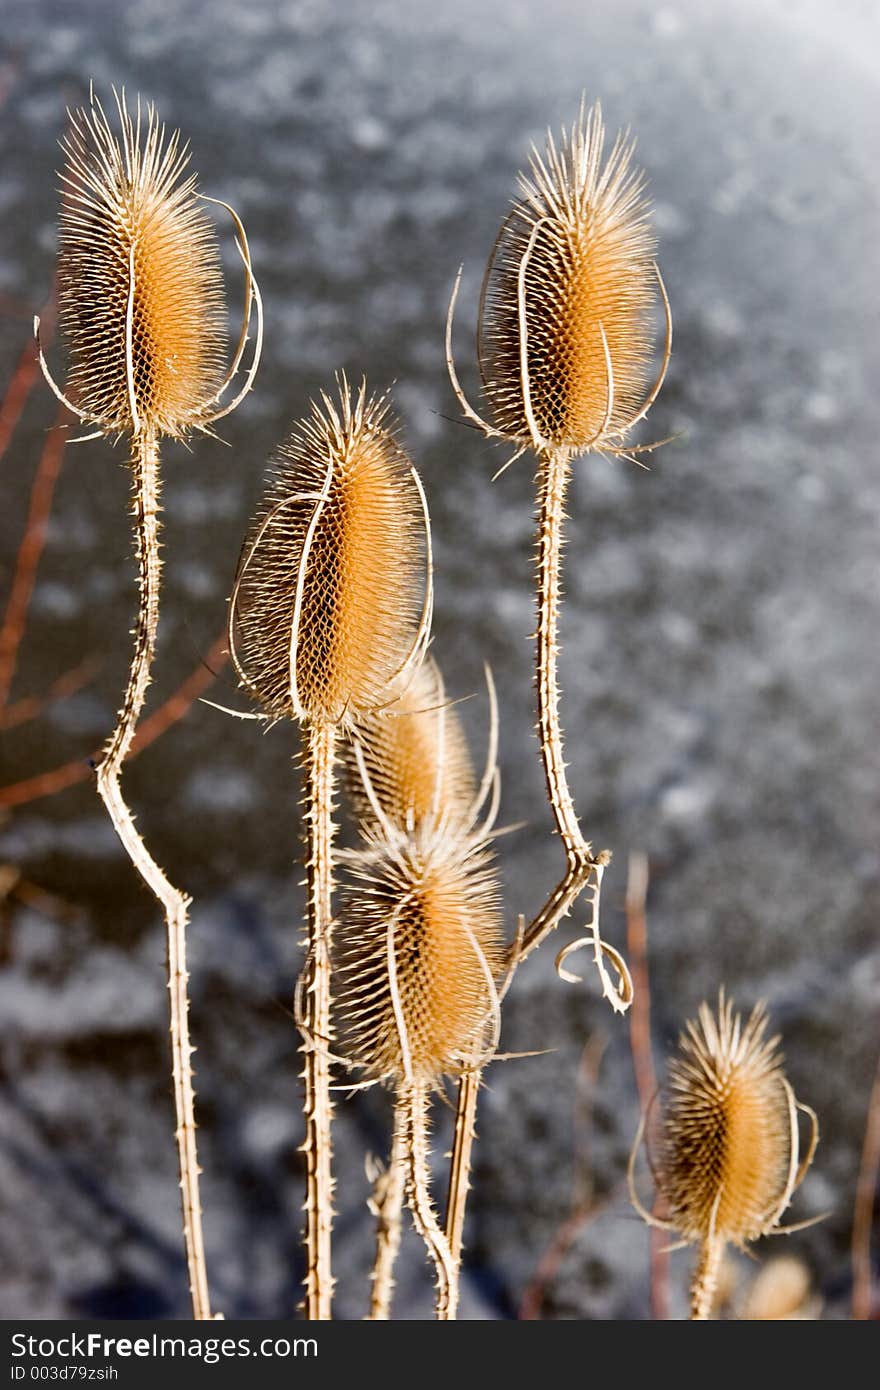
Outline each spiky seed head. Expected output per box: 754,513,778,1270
335,824,504,1087
655,993,799,1247
478,100,656,453
349,659,476,835
57,88,227,438
230,380,429,728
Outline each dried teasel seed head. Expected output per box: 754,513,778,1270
478,100,658,454
334,825,504,1087
56,87,228,438
230,379,431,728
348,658,478,836
650,992,815,1248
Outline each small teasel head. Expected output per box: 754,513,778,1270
334,661,505,1087
229,378,432,728
54,87,234,439
334,822,505,1088
448,99,671,461
349,658,498,839
629,991,819,1250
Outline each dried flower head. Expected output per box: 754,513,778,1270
52,87,236,439
335,824,504,1088
659,994,808,1245
348,658,493,837
629,991,820,1319
334,664,504,1088
229,379,432,728
447,99,671,463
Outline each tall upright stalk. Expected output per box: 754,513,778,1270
301,721,338,1319
94,429,209,1318
443,1067,481,1320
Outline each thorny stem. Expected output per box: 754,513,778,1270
402,1081,456,1319
690,1235,724,1320
95,429,211,1321
515,448,627,1011
367,1102,407,1320
443,1068,482,1319
301,720,338,1320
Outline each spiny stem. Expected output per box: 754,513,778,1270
402,1081,456,1319
690,1235,724,1320
95,429,211,1321
516,447,606,964
442,1067,481,1320
301,720,337,1320
367,1103,406,1320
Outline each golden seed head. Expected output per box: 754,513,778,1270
656,993,798,1246
230,380,429,727
348,658,476,835
335,825,504,1087
57,88,227,438
478,100,656,453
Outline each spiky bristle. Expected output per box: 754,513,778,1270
336,825,504,1087
230,380,428,727
478,100,656,452
348,659,476,835
658,992,794,1246
57,88,227,438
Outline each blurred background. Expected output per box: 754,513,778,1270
1,0,878,1319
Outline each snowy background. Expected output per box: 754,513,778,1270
0,0,878,1318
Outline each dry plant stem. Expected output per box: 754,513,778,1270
402,1081,456,1319
301,720,338,1320
443,1066,481,1318
625,853,669,1320
368,1105,406,1320
851,1042,880,1319
517,447,598,965
95,429,211,1321
691,1235,724,1321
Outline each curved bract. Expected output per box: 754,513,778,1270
229,381,431,728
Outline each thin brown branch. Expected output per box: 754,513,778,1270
625,851,669,1320
852,1042,880,1319
0,412,69,709
367,1105,406,1320
518,1033,608,1319
0,635,227,808
442,1067,481,1319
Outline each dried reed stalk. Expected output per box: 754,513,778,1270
447,100,673,1012
339,660,504,1318
628,991,820,1319
37,86,261,1319
229,381,432,1318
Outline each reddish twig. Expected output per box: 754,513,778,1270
0,409,69,708
519,1034,608,1319
852,1043,880,1319
0,292,56,468
625,851,669,1320
0,635,228,809
0,657,99,731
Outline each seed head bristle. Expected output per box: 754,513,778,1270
230,379,429,728
478,100,656,453
335,824,504,1087
57,88,227,439
349,659,476,835
656,992,799,1246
